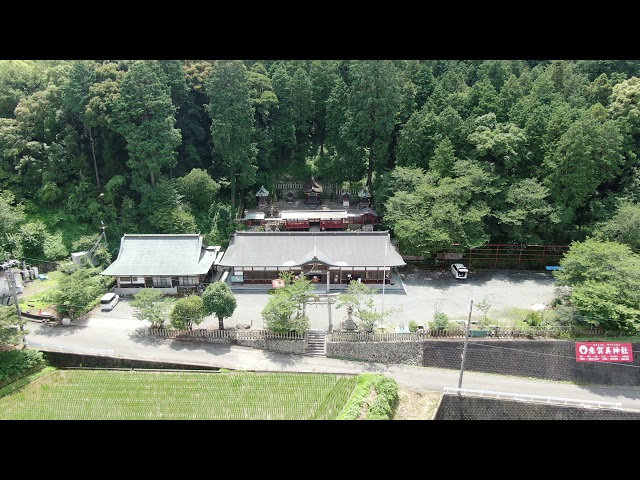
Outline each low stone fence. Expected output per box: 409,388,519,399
148,327,307,355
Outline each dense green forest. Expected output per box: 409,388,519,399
1,59,640,265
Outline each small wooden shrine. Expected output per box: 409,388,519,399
256,185,269,208
305,176,323,206
358,188,371,209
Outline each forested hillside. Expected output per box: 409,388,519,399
1,60,639,265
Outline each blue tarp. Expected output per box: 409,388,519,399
545,266,561,271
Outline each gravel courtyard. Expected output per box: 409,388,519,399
202,265,558,331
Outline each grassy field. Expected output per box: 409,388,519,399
0,369,359,420
18,271,63,313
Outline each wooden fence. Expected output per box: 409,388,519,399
274,182,352,199
403,243,571,270
148,327,305,340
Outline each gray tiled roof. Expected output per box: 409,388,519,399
218,231,406,268
100,234,218,276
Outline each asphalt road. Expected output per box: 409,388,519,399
22,267,640,412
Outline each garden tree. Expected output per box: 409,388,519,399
348,60,401,188
335,280,396,333
61,60,101,191
493,178,559,244
553,238,640,332
47,264,113,319
289,67,314,163
0,190,25,255
475,298,492,324
595,201,640,252
383,162,496,255
261,272,313,334
270,63,296,165
201,281,237,330
467,112,528,177
138,179,197,234
205,60,257,207
205,202,238,249
175,168,220,211
170,295,206,330
543,104,625,232
309,60,339,155
130,288,174,328
0,305,27,348
111,60,181,189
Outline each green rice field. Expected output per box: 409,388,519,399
0,370,358,420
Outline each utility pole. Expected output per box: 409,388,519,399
2,256,25,349
458,299,474,389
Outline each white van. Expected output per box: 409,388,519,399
100,292,120,311
451,263,468,279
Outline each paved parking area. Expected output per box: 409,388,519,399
86,266,557,331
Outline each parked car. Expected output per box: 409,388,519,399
100,292,120,311
451,263,468,279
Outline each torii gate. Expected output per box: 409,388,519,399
304,292,340,332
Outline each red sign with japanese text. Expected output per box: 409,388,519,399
575,342,634,362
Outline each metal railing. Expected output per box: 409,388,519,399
26,341,115,356
444,387,622,410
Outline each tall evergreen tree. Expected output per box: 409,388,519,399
205,60,257,207
348,60,401,188
111,60,181,190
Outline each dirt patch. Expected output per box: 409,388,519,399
393,389,442,420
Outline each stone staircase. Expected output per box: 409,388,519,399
305,330,326,356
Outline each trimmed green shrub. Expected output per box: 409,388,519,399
0,349,46,387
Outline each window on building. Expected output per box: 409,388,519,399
152,277,171,287
179,276,198,286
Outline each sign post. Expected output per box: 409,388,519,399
575,342,633,362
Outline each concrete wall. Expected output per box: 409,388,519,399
327,339,640,387
43,352,221,370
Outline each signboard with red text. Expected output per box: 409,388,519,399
575,342,633,362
